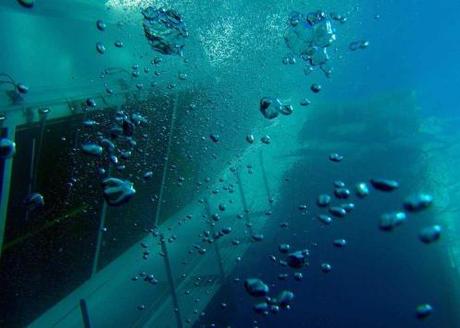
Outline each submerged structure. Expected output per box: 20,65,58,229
1,1,460,328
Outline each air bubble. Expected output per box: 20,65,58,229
0,138,16,159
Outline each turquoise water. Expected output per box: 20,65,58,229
0,0,459,327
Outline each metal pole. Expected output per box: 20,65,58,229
91,198,108,276
0,126,15,258
32,113,47,189
160,234,183,328
204,198,226,280
23,137,36,223
152,94,183,328
24,113,47,221
79,299,92,328
235,169,253,235
28,138,36,194
259,150,272,208
91,124,112,276
153,94,179,227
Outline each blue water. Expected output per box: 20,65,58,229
336,0,460,117
193,1,460,327
1,0,460,327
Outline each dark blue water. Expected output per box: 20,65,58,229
192,2,460,326
335,0,460,119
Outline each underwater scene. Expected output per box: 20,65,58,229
0,0,460,327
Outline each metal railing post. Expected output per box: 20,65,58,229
152,94,183,328
259,150,272,208
79,299,92,328
0,126,15,258
204,198,225,280
235,168,253,235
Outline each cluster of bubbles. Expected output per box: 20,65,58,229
284,10,337,79
141,7,188,56
94,18,125,55
322,156,436,317
320,156,439,245
251,8,369,134
78,109,151,206
259,97,293,120
244,278,295,315
240,152,437,320
254,9,364,145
